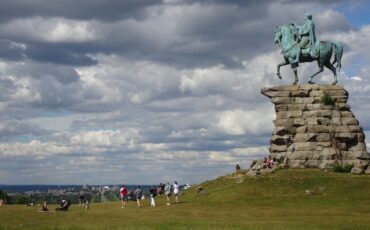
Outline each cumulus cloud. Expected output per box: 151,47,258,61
0,120,47,140
0,128,140,157
217,108,274,135
0,17,98,43
0,0,162,22
0,0,369,184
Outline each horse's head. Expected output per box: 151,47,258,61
274,24,296,47
274,26,282,45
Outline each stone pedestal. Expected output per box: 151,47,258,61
261,84,370,173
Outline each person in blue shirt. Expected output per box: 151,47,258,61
134,186,142,208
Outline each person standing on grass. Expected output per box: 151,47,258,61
164,182,172,206
173,181,179,204
134,186,142,208
120,185,128,208
85,200,90,210
161,183,165,195
149,185,157,207
79,190,85,206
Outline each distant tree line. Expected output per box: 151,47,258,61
0,190,9,202
0,189,150,205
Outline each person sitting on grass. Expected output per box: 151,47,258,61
262,157,268,168
38,201,48,212
42,201,48,211
268,155,274,168
55,199,71,211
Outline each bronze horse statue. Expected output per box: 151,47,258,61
274,24,343,85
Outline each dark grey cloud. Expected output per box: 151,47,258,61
173,0,344,7
0,0,369,184
0,40,26,61
0,41,100,66
0,0,353,68
105,0,351,68
11,62,80,84
25,43,98,66
0,120,47,141
0,76,16,102
0,0,163,22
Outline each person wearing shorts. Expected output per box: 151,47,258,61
164,183,172,206
120,185,128,208
134,186,142,208
173,181,179,204
79,190,85,206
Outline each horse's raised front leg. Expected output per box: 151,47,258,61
308,66,324,84
277,59,289,79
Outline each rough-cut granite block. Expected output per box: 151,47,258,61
261,84,370,174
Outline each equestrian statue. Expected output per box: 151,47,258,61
274,14,343,85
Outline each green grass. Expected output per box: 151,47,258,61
0,169,370,229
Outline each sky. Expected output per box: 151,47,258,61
1,0,370,185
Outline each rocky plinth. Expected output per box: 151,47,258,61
261,84,370,174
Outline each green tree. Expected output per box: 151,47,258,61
15,195,30,204
0,190,9,201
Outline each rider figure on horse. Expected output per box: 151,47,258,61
293,14,317,65
274,14,343,85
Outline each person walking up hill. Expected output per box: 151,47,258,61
164,183,172,206
173,181,179,204
149,185,157,207
120,185,128,208
134,186,142,208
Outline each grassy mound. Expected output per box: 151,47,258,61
0,169,369,229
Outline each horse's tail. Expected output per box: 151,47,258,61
331,41,343,70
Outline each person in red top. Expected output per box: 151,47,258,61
120,185,128,208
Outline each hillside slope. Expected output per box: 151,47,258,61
0,169,369,229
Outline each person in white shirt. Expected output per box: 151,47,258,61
173,181,179,204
